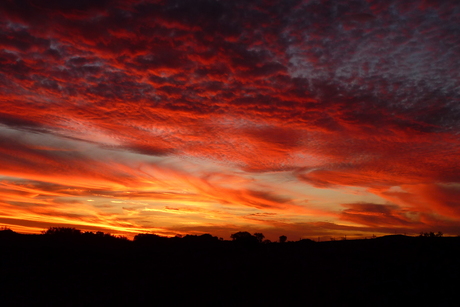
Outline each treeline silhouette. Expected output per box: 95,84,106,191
1,227,459,306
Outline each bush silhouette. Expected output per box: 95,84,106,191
43,227,82,237
419,231,443,238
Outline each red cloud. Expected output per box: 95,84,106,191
375,184,460,220
340,203,419,227
0,0,459,238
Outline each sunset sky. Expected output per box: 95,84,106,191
0,0,459,240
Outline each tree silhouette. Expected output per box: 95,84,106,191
419,231,444,238
182,233,219,245
43,227,82,237
134,233,165,245
279,235,287,243
230,231,253,241
254,232,265,243
230,231,258,245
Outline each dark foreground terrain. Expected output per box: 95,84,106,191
1,230,459,306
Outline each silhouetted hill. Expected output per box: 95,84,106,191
0,227,20,239
1,230,459,306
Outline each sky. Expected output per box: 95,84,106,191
0,0,459,240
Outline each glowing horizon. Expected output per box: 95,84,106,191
0,0,459,241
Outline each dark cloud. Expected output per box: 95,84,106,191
340,202,418,227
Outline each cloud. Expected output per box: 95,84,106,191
340,202,419,227
0,0,459,238
374,183,460,219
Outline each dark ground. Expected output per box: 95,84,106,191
1,231,459,306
